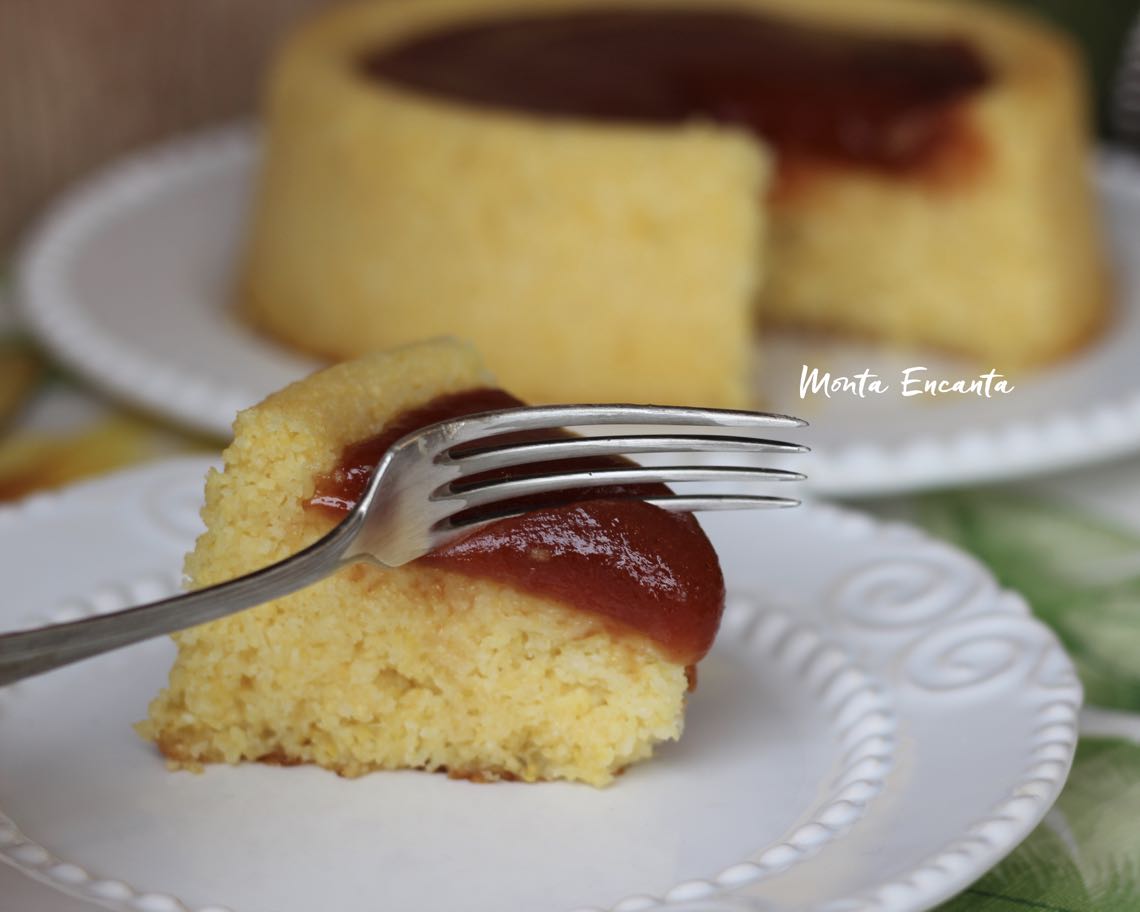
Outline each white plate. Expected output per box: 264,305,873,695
0,457,1080,912
15,125,1140,495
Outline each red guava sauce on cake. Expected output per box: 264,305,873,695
308,388,725,664
359,7,991,178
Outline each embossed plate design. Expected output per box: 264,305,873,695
0,457,1081,912
14,124,1140,494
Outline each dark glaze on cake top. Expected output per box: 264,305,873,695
359,6,992,176
309,388,725,665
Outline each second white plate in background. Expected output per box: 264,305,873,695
15,124,1140,495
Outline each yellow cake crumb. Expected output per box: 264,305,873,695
138,339,700,786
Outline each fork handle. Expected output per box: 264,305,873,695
0,514,364,688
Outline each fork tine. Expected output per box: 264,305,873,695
442,465,804,510
423,405,806,454
439,492,801,531
442,433,807,475
640,493,801,512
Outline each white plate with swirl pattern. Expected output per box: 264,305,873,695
0,457,1080,912
14,123,1140,495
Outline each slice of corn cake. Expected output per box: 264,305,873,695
138,339,725,786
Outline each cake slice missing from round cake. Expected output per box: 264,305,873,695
240,0,1108,410
137,339,725,786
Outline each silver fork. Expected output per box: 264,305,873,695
0,404,805,687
